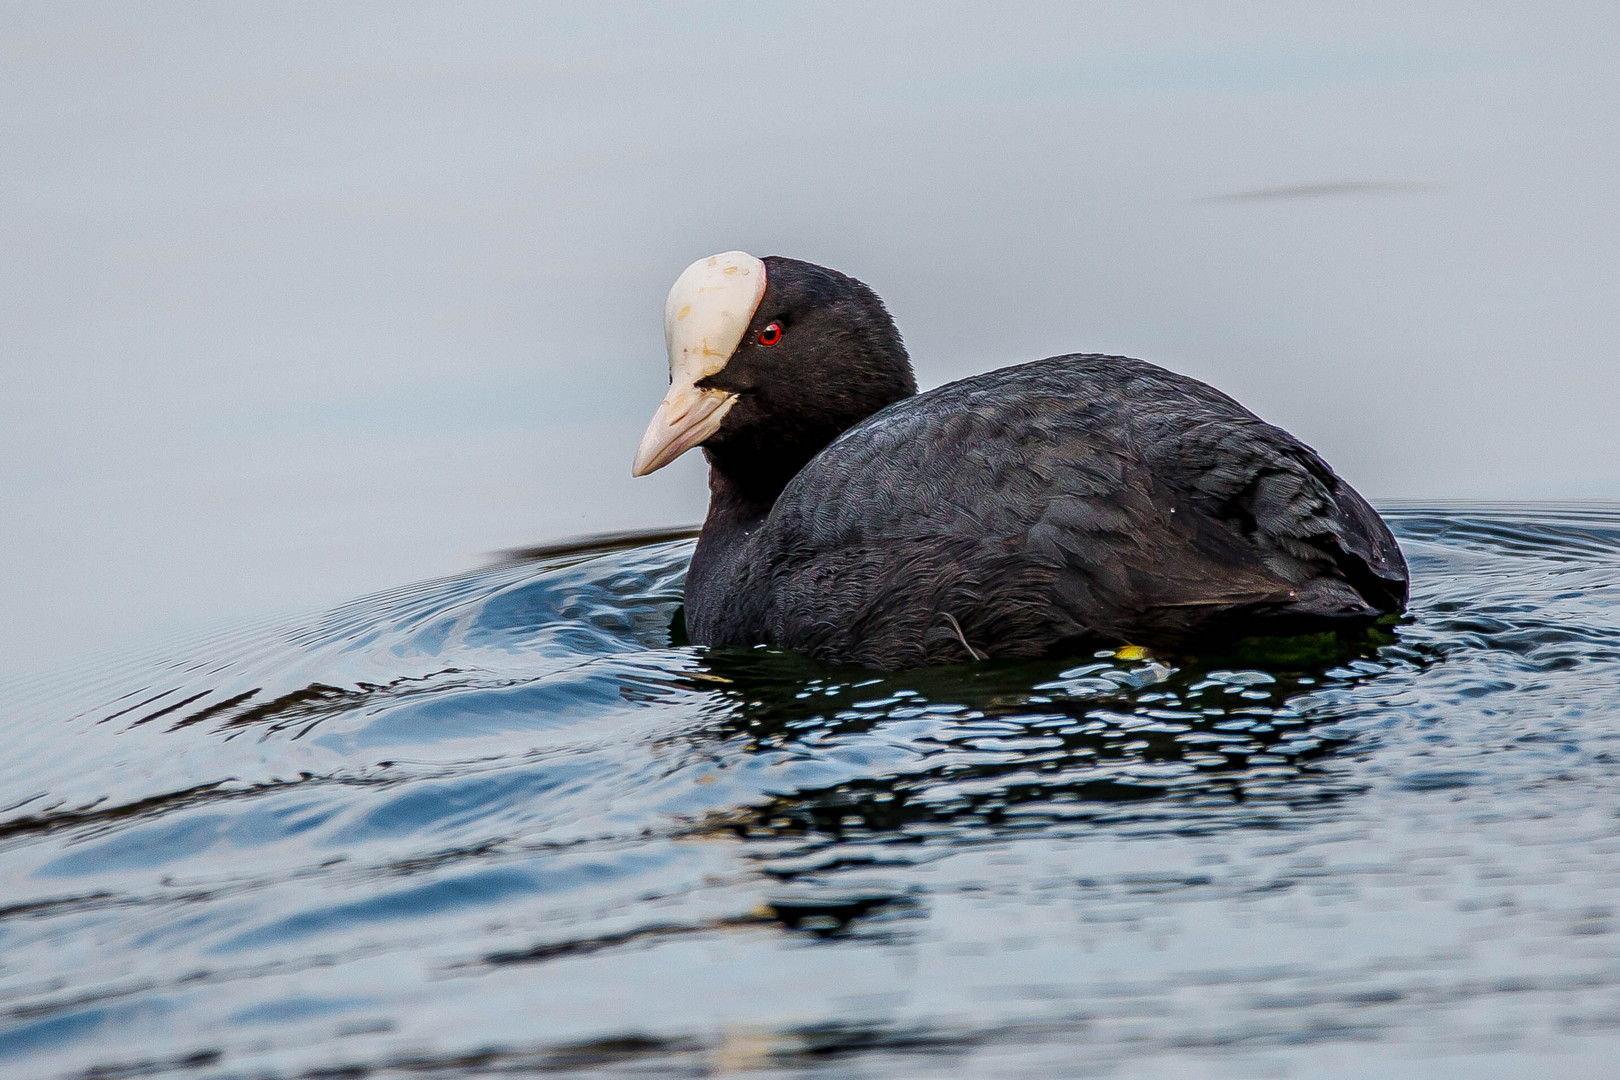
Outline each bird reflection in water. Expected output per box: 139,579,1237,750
669,622,1404,850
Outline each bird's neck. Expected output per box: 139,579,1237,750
701,431,831,507
699,466,776,536
684,468,776,645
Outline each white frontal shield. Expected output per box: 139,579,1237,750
632,251,767,476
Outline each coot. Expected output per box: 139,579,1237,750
633,251,1407,670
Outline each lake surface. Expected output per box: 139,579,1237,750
2,503,1617,1078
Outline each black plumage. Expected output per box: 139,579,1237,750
666,256,1407,670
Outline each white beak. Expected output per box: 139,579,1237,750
631,250,766,476
631,383,738,477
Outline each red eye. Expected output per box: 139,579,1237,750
757,321,782,347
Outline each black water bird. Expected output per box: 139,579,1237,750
632,252,1407,670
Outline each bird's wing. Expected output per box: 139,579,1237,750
753,355,1405,665
1138,408,1409,614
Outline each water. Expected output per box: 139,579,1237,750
2,503,1617,1078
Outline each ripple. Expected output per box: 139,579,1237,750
1,505,1618,1078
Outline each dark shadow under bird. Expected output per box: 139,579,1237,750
632,251,1407,671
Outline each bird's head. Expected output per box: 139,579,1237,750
631,252,915,496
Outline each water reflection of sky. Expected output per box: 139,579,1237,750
3,2,1616,670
